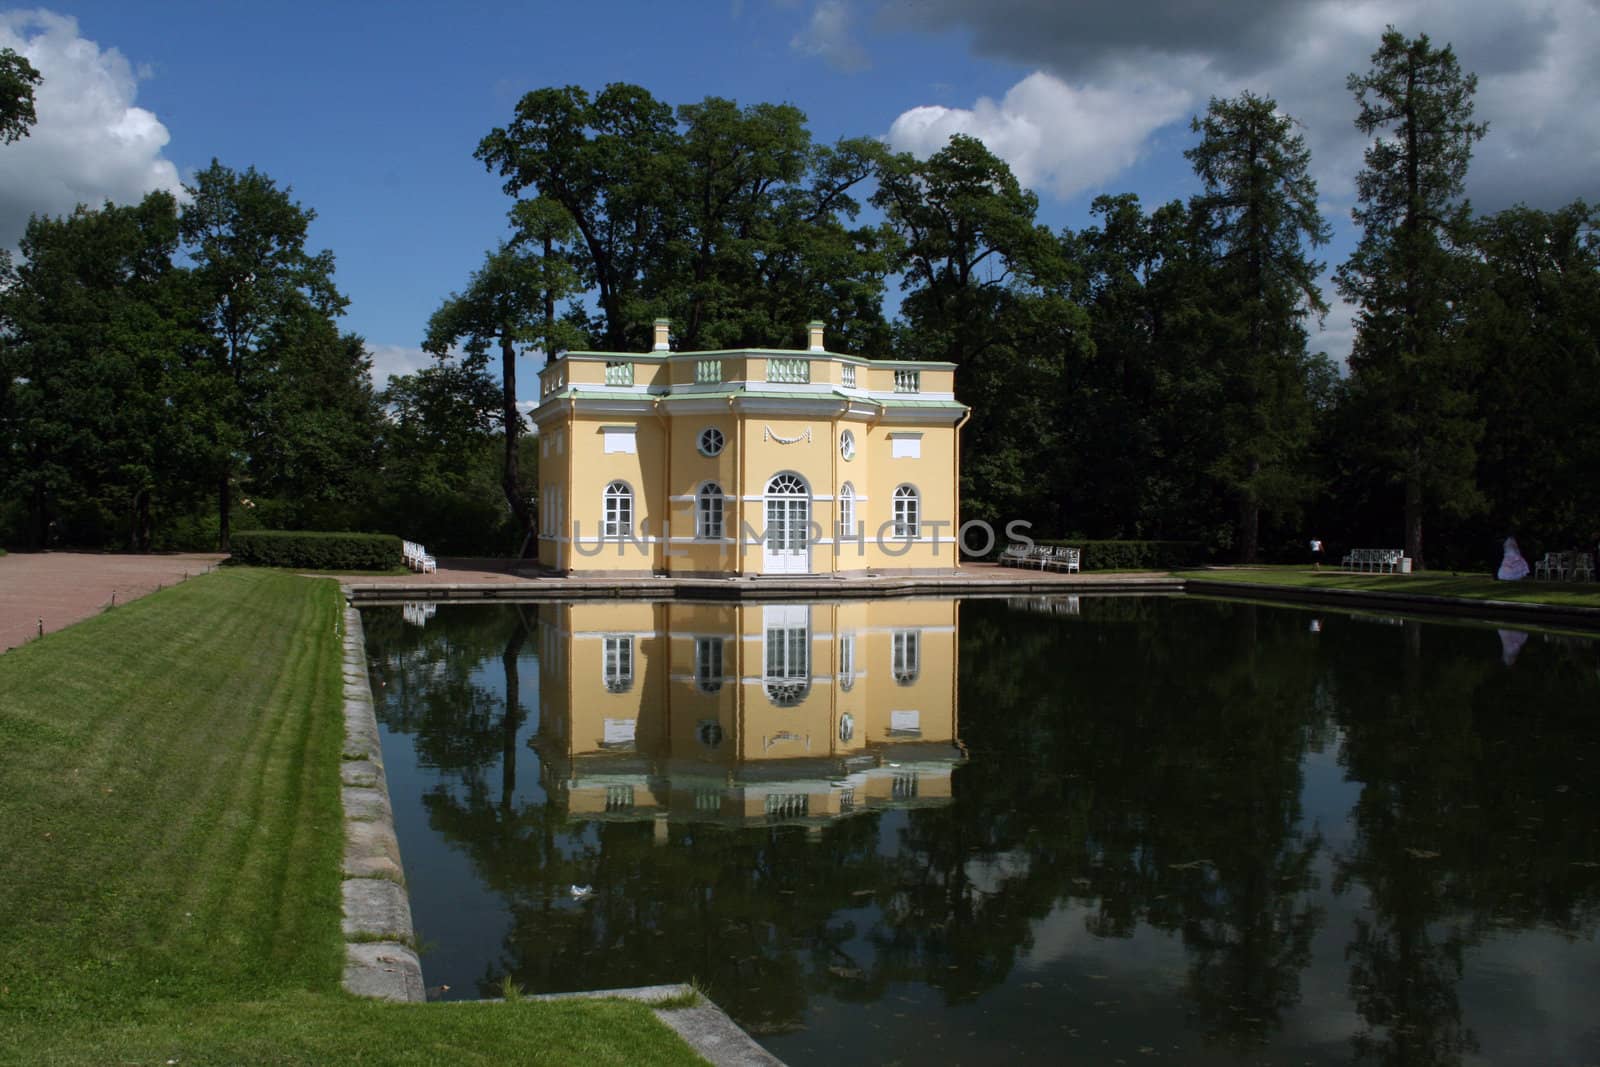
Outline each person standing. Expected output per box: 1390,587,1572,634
1309,538,1323,570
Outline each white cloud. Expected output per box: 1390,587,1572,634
366,343,434,388
886,69,1193,200
0,10,182,248
880,0,1600,214
791,0,870,72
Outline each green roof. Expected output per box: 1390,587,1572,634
536,386,965,414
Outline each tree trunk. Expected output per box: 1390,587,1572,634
1238,456,1261,563
1238,492,1260,564
500,333,533,554
30,482,47,549
501,621,527,813
542,233,556,357
1404,474,1424,570
218,476,231,552
128,489,145,552
137,490,152,553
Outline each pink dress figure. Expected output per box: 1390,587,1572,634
1497,537,1529,581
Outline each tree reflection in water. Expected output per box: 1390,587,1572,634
363,598,1600,1063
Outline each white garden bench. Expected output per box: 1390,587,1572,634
402,539,437,573
1340,548,1406,573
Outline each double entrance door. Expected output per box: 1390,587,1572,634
763,472,810,575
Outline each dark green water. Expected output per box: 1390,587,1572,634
362,596,1600,1066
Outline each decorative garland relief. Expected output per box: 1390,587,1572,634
763,425,812,445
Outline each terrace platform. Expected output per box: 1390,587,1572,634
342,559,1184,604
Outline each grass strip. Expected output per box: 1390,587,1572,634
1178,565,1600,609
0,569,703,1065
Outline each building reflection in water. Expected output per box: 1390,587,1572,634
532,599,963,830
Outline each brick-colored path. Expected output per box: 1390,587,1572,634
0,552,226,652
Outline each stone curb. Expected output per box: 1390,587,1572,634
470,985,784,1067
341,603,781,1061
339,606,424,1002
344,574,1185,605
1185,578,1600,633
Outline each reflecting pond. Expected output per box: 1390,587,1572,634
361,596,1600,1065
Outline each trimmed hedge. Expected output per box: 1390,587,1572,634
228,530,401,571
1039,538,1207,571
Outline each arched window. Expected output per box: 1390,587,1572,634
695,637,724,693
697,482,724,540
764,605,811,707
604,636,634,693
603,481,633,538
837,482,856,541
893,484,919,539
892,629,920,686
837,633,856,692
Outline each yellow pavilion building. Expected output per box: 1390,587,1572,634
532,320,968,575
533,599,963,829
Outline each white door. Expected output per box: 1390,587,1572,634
763,604,812,706
763,473,811,574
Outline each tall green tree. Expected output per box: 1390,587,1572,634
375,359,516,554
1465,200,1600,548
477,84,677,351
1186,92,1332,561
180,160,347,549
425,242,576,554
478,84,892,354
1335,28,1489,568
657,98,892,352
874,134,1087,526
0,193,201,548
0,46,41,144
1061,194,1218,540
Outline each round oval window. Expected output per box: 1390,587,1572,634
698,427,725,456
838,712,854,742
839,429,856,461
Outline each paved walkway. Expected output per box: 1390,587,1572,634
345,559,1182,602
0,552,226,652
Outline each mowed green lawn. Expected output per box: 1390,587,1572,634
0,569,702,1066
1180,564,1600,609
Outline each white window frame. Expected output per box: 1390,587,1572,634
603,636,634,693
603,481,634,538
892,630,920,686
893,484,920,539
838,482,856,541
695,637,724,693
697,482,725,540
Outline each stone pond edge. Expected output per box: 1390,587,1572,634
339,605,425,1002
339,604,783,1065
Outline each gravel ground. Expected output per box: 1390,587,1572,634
0,552,226,652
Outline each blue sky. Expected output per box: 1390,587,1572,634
5,1,1597,402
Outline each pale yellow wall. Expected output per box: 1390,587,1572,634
565,413,667,571
535,600,961,826
533,345,963,574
